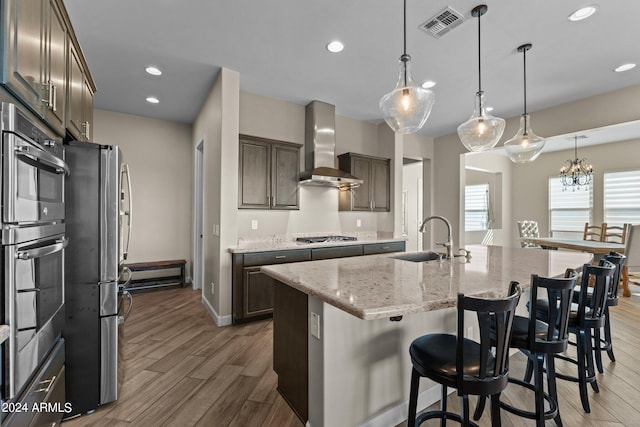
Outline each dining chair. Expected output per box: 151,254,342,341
407,285,521,427
622,224,640,294
517,220,541,248
583,222,604,241
601,223,629,244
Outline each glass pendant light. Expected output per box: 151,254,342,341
504,43,546,163
379,0,435,134
457,5,505,152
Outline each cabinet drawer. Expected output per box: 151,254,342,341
312,245,363,260
243,249,311,267
362,241,406,255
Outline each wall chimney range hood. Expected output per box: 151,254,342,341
300,101,363,188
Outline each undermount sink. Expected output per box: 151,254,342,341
391,251,444,263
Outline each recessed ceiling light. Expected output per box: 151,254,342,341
145,66,162,76
146,96,159,104
568,6,597,21
421,80,437,89
614,63,636,72
326,40,344,53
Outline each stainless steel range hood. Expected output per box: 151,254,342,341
300,101,363,188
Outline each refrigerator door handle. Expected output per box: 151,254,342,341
118,291,133,324
120,164,133,261
119,266,132,290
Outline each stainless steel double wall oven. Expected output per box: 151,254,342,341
1,102,68,424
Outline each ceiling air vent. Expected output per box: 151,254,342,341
419,6,464,39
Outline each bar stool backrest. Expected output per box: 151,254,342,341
605,251,626,301
528,272,577,354
457,284,521,396
577,260,615,326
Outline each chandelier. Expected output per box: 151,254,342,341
559,135,593,191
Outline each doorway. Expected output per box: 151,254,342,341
403,158,424,252
193,141,204,290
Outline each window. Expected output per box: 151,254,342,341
465,184,489,231
549,176,592,233
604,169,640,225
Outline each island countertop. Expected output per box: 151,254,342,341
261,245,593,320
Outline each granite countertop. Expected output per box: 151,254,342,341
228,234,407,254
260,245,593,320
0,324,9,345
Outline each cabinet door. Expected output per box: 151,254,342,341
67,43,84,140
4,0,44,110
42,0,66,135
82,75,94,140
371,159,390,212
271,143,299,209
243,267,274,318
238,139,270,208
351,156,372,211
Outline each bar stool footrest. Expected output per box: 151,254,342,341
498,377,558,420
553,354,598,385
416,411,480,427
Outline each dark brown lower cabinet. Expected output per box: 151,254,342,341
231,241,405,323
242,267,275,317
273,280,308,423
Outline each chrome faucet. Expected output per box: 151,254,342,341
419,215,454,259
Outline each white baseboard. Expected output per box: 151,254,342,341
201,294,232,326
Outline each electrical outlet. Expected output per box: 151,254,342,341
466,326,473,338
310,312,321,339
251,219,258,230
356,219,362,228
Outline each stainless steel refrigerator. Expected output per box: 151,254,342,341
62,140,132,417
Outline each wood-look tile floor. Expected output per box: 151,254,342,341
62,285,640,427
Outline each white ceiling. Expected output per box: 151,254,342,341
63,0,640,139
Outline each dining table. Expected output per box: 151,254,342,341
519,236,630,296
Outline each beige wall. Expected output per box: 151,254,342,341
192,68,240,324
236,92,434,239
511,138,640,244
434,84,640,249
92,109,192,267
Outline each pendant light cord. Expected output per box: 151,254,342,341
523,47,528,115
574,135,578,159
403,0,408,86
477,9,482,93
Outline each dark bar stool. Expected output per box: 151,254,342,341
407,284,521,427
533,260,615,413
584,252,625,372
474,272,577,427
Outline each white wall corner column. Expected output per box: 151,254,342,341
393,132,404,238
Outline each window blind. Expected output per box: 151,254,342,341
465,184,489,231
549,176,592,232
604,170,640,225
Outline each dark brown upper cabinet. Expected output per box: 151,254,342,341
338,152,390,212
238,135,301,210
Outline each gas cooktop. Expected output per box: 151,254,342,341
296,235,357,244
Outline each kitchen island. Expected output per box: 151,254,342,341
261,245,593,427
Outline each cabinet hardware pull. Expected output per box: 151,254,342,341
51,84,57,112
274,255,287,259
33,375,56,394
382,246,390,250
